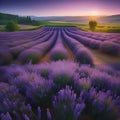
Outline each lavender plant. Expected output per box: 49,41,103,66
0,50,13,65
26,75,54,107
79,88,118,120
90,71,111,90
100,41,120,56
49,31,69,61
50,60,78,90
52,86,85,120
18,49,41,64
0,83,35,120
75,48,94,66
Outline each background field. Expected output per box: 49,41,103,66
0,13,120,33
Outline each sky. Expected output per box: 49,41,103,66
0,0,120,16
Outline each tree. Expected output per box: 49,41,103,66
26,16,32,23
89,20,97,32
5,21,19,32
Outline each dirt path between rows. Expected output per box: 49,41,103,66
62,40,74,61
39,52,50,63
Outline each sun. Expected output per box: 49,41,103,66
90,11,101,16
88,10,101,20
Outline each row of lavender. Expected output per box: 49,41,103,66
62,29,94,66
0,60,120,120
49,29,69,61
0,27,60,65
65,27,120,56
0,27,62,47
66,27,120,44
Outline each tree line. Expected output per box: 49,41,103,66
0,13,40,26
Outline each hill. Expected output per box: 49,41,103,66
31,15,120,24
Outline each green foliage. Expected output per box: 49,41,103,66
0,13,40,26
89,20,97,31
18,51,41,64
23,54,41,64
0,13,18,22
5,21,19,31
53,74,73,90
50,53,67,61
40,69,50,79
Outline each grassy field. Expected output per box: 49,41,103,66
0,24,42,31
76,23,120,33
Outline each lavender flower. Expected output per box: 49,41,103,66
36,63,50,79
50,60,78,89
37,106,41,120
53,86,85,120
0,50,13,65
79,88,118,120
46,108,52,120
26,75,54,106
75,48,94,66
90,71,112,90
1,112,12,120
0,82,35,120
91,91,117,120
23,114,30,120
18,49,41,64
74,78,91,93
100,41,120,56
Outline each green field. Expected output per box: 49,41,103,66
0,24,42,31
76,23,120,33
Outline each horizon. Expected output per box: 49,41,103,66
1,12,120,18
0,0,120,17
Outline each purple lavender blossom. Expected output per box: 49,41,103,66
52,86,85,120
90,71,112,90
49,60,78,89
46,108,52,120
26,75,54,106
37,106,41,120
18,49,41,64
23,114,30,120
1,112,12,120
75,48,94,66
100,41,120,56
0,50,13,65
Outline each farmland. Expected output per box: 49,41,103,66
0,27,120,65
0,27,120,120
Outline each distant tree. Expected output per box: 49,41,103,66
89,20,97,31
26,16,29,21
26,16,32,23
28,16,31,22
5,21,19,31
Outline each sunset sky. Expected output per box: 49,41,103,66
0,0,120,16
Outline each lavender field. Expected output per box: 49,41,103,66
0,27,120,120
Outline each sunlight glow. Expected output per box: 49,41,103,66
90,11,101,16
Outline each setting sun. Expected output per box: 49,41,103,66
90,10,101,16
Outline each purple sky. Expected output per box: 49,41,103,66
0,0,120,16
